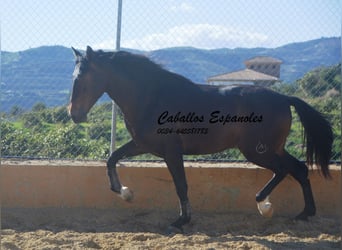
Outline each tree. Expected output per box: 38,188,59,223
22,113,42,128
297,64,341,97
9,105,24,117
53,106,70,123
32,102,47,112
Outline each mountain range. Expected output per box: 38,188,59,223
1,37,340,112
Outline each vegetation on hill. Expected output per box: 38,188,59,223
1,64,340,162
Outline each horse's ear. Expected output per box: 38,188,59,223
86,46,94,59
71,47,82,58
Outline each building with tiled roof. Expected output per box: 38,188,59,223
207,56,282,86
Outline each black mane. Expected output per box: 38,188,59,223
95,50,196,87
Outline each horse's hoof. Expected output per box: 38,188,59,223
119,186,134,201
166,225,183,235
295,212,308,221
257,196,274,218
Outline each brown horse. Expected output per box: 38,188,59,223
69,46,333,233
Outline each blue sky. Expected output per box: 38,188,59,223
1,0,341,52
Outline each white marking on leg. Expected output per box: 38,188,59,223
120,186,134,201
257,196,274,218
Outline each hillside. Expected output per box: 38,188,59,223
1,46,74,112
1,37,340,111
148,37,340,83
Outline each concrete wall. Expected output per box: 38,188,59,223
1,162,341,217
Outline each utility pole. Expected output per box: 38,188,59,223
110,0,123,153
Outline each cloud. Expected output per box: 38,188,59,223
122,24,270,50
92,39,115,50
170,2,195,13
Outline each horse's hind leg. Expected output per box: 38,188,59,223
164,152,191,234
255,159,287,203
286,153,316,220
256,150,316,220
239,147,289,217
254,155,288,217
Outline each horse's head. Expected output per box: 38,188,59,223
69,46,107,123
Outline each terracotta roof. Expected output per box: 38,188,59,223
207,69,279,82
244,56,282,64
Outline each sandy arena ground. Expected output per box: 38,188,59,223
1,207,341,250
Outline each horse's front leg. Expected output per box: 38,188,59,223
107,140,143,201
164,152,191,234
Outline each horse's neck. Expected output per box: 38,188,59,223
106,66,200,125
106,75,154,125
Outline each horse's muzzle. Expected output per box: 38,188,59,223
68,104,87,123
71,113,87,123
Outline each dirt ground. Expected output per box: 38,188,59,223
1,207,341,250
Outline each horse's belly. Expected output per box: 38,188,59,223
180,131,238,155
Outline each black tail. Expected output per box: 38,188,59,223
289,97,333,178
